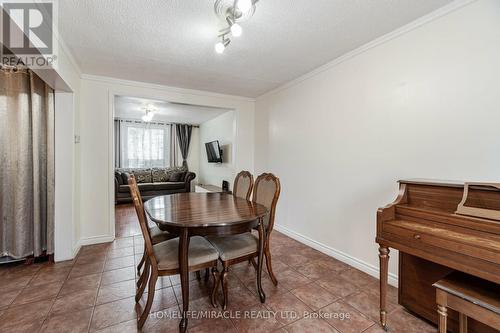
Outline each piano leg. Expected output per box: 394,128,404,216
437,304,448,333
379,246,390,331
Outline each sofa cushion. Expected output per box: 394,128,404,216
152,182,185,190
137,183,157,191
121,172,130,184
118,184,130,193
152,168,169,182
169,171,185,182
151,166,187,183
115,171,124,185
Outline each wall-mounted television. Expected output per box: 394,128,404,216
205,140,223,163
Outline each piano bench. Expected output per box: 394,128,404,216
433,272,500,333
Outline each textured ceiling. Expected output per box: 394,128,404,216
59,0,453,97
114,96,231,125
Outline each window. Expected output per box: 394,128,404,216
121,122,169,168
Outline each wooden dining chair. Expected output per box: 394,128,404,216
136,225,176,286
233,170,254,200
128,175,220,328
129,174,176,288
207,173,281,309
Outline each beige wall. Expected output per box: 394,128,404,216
254,0,500,284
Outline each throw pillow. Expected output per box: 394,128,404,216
169,171,185,182
132,169,152,183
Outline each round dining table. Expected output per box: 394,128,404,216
144,192,269,332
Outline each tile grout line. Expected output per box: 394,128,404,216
38,249,78,331
86,243,108,333
0,263,47,331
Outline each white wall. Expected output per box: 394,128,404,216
199,111,236,188
79,76,254,243
255,0,500,283
54,92,75,261
185,128,200,179
49,26,82,261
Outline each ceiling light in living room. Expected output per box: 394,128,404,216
141,104,156,122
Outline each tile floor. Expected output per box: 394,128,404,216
0,205,437,333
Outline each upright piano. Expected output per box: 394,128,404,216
376,179,500,333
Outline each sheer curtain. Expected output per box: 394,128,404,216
119,120,170,168
0,67,55,260
169,124,179,167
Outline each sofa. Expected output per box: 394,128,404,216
115,166,196,204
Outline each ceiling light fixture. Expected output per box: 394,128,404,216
230,23,242,37
141,104,156,122
213,0,259,53
215,37,230,54
236,0,252,13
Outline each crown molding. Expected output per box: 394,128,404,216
80,74,256,103
258,0,478,100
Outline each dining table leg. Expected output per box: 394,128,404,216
257,218,266,303
179,228,190,333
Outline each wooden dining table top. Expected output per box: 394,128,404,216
144,192,268,228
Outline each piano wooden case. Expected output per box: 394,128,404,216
376,179,500,333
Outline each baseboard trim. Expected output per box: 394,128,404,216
72,235,115,257
274,224,398,287
72,242,81,259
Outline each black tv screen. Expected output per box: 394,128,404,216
205,140,222,163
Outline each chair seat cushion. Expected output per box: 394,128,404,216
206,233,258,261
153,236,219,270
150,225,176,244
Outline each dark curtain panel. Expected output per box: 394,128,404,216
114,119,121,168
176,124,192,168
0,68,55,259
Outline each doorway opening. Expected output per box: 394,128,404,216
112,95,235,238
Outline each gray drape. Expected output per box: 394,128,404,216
176,124,192,168
0,68,55,259
114,119,122,168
